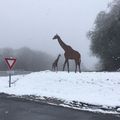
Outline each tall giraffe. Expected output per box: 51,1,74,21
53,34,81,73
52,54,61,71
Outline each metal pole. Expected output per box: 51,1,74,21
9,73,11,87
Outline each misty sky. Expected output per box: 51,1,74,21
0,0,113,69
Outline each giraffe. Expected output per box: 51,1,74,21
53,34,81,73
52,54,61,71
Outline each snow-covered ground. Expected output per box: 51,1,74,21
0,71,120,113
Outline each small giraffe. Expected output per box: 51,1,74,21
53,34,81,73
52,54,61,71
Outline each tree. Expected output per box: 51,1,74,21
88,0,120,71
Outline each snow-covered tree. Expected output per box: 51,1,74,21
88,0,120,71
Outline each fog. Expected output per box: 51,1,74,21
0,0,112,70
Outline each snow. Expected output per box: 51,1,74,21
0,71,120,113
117,108,120,112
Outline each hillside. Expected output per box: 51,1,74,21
0,71,120,114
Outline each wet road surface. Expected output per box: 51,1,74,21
0,98,119,120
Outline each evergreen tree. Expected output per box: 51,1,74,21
88,0,120,71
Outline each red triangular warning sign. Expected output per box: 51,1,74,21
5,57,16,70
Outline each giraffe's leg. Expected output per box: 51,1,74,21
78,60,81,73
75,60,77,73
53,66,54,71
67,60,69,73
57,65,58,71
54,65,56,71
63,59,67,71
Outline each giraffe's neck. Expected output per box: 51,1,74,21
57,37,68,51
56,56,60,62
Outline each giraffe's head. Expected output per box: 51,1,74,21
58,54,61,57
53,34,60,40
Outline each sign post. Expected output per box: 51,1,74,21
9,72,11,87
5,57,16,87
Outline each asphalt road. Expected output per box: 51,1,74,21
0,98,119,120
